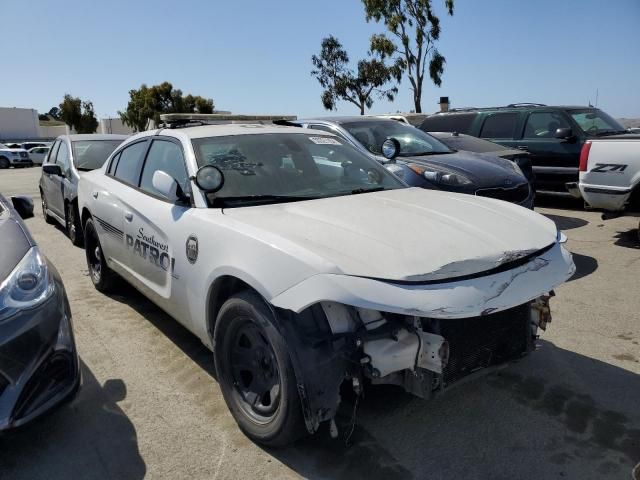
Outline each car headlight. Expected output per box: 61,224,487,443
408,163,472,186
0,247,54,320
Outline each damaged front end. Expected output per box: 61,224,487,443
271,241,574,436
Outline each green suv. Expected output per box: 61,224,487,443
419,103,629,195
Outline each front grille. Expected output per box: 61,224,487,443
476,183,530,204
13,351,75,420
19,152,28,158
438,304,531,386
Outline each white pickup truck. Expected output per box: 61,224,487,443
578,136,640,217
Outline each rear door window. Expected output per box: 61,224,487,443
420,113,476,134
479,113,519,139
112,141,148,186
523,112,571,138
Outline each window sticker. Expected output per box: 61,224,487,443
308,136,342,145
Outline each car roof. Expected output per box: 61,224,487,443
433,105,600,115
299,116,398,125
58,134,129,141
153,123,335,139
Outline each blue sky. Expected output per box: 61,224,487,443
2,0,639,118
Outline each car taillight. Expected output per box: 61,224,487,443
579,141,592,172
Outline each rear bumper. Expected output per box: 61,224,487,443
0,266,80,431
578,183,633,212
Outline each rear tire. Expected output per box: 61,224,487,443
84,218,116,292
214,290,306,447
66,202,84,247
0,157,9,169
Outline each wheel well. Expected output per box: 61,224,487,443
628,182,640,212
81,207,92,228
206,275,255,339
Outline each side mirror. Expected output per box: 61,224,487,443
152,170,186,203
10,195,34,219
554,127,573,139
382,137,401,160
42,164,62,176
193,165,224,193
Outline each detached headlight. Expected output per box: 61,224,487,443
408,163,472,186
0,247,53,319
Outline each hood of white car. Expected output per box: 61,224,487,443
224,188,558,282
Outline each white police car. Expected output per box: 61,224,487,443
78,114,575,446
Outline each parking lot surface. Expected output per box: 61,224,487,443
0,167,638,480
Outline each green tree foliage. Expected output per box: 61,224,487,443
363,0,454,113
311,36,402,115
48,106,61,120
59,94,98,133
119,82,215,132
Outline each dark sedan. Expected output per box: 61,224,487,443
293,117,534,209
0,194,79,431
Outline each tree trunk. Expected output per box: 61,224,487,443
414,83,422,113
360,103,365,115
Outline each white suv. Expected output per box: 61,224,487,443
78,114,575,446
0,143,32,168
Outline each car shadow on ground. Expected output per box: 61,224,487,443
535,196,584,212
567,252,598,282
95,289,640,479
543,213,589,231
269,341,640,480
0,360,145,480
105,287,217,379
614,228,640,249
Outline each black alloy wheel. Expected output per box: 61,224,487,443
41,193,55,224
66,203,83,246
214,291,305,446
83,218,115,292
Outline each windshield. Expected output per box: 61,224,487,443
341,120,452,157
569,109,626,136
191,132,404,207
72,140,123,170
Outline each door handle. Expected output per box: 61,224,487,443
517,146,529,151
92,191,98,199
124,212,133,222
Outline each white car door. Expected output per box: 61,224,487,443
90,139,150,275
117,137,193,326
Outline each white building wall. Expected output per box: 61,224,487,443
40,124,70,138
99,117,134,135
0,107,40,140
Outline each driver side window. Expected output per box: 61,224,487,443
139,140,189,198
55,141,71,175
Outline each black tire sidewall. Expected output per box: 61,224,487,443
0,158,9,169
214,291,304,446
84,218,113,291
66,203,83,246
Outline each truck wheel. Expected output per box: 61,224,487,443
214,291,305,447
0,157,9,169
41,192,55,224
84,218,116,292
66,202,84,247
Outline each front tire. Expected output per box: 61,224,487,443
84,218,116,292
214,291,305,447
41,192,55,224
66,202,83,246
0,157,9,169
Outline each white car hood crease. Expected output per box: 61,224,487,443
224,188,558,282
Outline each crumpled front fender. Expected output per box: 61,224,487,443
271,242,575,318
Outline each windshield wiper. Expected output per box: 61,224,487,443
350,187,386,195
212,194,318,207
594,130,628,137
